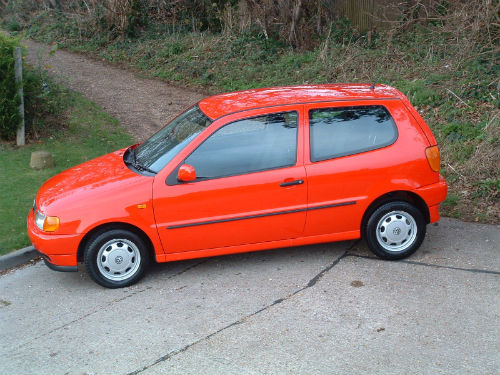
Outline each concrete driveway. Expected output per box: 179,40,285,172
1,218,499,375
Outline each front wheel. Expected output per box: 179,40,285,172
365,201,426,260
84,229,150,288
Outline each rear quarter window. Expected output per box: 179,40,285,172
309,105,398,162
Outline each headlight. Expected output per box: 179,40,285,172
35,211,46,230
35,210,60,232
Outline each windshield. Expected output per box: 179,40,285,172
135,105,212,173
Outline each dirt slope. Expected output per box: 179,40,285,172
24,40,205,141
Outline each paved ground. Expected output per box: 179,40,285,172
1,218,499,375
24,40,204,141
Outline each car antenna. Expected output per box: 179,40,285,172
369,82,376,90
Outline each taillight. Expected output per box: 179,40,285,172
425,145,441,172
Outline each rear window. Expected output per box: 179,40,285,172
309,105,398,162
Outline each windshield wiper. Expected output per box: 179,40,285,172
129,148,157,175
134,162,157,174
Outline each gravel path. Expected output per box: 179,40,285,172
24,40,205,141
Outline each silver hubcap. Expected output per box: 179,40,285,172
376,210,417,252
97,239,141,281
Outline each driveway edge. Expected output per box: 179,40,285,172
0,246,38,271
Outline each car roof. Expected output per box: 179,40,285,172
198,84,405,119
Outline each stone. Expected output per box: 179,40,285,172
30,150,55,170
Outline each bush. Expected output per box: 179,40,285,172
22,67,67,140
0,33,20,140
0,32,66,141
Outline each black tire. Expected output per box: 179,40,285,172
84,229,150,288
365,201,426,260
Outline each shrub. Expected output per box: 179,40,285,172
0,33,20,140
0,33,65,141
22,67,67,140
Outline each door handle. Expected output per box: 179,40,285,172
280,179,304,187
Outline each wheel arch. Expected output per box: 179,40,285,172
77,222,155,263
361,190,430,238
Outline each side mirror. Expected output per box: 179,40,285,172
177,164,196,182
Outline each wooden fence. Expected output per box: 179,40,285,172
334,0,402,31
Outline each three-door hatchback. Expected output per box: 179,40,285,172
28,84,447,288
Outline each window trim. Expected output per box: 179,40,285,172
166,110,300,185
308,104,398,163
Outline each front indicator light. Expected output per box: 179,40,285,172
43,216,60,232
35,211,60,232
425,145,441,172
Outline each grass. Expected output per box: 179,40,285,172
0,89,133,255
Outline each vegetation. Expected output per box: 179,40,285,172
0,32,20,139
0,32,68,141
0,0,498,226
0,86,133,254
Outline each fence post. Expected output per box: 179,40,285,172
14,46,25,146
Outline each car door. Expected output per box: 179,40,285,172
303,101,401,237
152,105,307,254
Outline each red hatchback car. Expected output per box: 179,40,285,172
28,84,447,288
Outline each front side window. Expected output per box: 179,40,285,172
135,105,212,173
185,111,298,180
309,105,397,162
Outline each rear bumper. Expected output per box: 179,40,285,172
414,175,448,223
27,210,80,269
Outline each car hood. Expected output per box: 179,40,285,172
37,148,152,215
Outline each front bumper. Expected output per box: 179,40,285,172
27,209,81,270
35,251,78,272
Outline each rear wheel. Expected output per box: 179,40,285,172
84,229,150,288
365,201,426,260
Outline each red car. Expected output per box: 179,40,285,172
28,84,447,288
